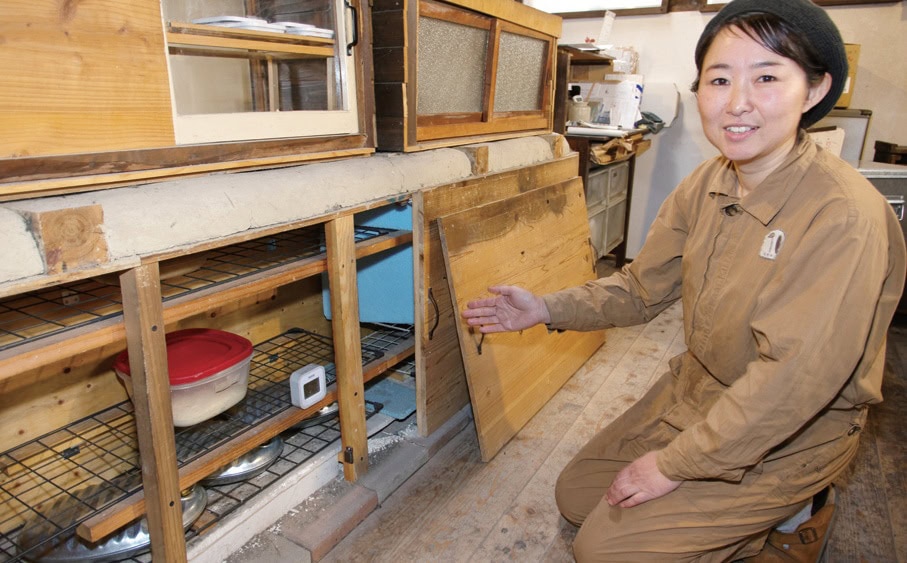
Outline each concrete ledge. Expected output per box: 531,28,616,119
0,135,568,292
225,407,475,562
189,413,395,563
410,404,473,457
280,483,379,562
0,207,43,281
359,440,429,504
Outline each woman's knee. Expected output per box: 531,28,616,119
571,523,600,562
554,469,585,525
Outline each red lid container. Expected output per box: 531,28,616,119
113,328,253,386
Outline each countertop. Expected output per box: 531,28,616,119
857,161,907,178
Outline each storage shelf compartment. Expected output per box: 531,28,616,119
0,224,412,381
167,22,335,58
0,324,414,562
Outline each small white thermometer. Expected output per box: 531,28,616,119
290,364,327,409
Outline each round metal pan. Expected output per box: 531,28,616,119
201,435,284,486
289,402,339,430
18,484,206,562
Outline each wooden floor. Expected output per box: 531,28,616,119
323,287,907,562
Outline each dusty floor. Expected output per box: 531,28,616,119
225,286,907,562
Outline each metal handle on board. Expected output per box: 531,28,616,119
428,287,440,340
886,195,905,221
345,0,359,56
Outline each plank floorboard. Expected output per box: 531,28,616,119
824,319,906,563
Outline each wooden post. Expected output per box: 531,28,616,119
325,215,368,480
119,263,187,562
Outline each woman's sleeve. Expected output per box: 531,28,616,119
542,183,691,332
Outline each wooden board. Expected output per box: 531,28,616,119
439,179,605,461
415,155,580,437
0,0,175,158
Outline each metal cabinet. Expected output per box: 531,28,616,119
860,161,907,314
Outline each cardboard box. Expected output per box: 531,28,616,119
570,63,613,83
835,43,860,109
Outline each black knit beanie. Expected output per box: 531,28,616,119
696,0,848,128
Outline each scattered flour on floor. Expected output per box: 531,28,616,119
368,433,404,453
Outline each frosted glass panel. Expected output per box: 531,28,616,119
417,17,488,114
494,32,546,112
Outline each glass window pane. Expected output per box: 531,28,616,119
417,17,488,115
164,0,342,116
494,32,546,112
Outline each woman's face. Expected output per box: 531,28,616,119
696,26,829,174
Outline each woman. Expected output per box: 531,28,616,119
462,0,906,560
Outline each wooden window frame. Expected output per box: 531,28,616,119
415,0,556,143
524,0,669,18
0,0,376,201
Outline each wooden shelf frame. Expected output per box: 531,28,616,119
0,201,415,561
0,227,412,385
167,22,336,59
77,328,414,543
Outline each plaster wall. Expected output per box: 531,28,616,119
562,3,907,258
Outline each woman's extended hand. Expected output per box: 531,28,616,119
606,451,681,509
461,285,551,333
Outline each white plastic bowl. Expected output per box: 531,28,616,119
114,328,253,427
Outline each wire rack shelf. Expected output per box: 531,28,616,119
0,224,399,354
0,324,414,562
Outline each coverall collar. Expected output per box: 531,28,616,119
710,131,818,226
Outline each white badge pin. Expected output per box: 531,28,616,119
760,230,785,260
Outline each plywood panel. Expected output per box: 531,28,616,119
416,155,579,437
439,179,604,461
0,0,175,158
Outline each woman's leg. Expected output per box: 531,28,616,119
555,373,862,562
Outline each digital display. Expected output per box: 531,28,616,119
303,377,321,397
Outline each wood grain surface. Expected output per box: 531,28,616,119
439,179,605,461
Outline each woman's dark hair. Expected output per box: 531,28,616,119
691,13,829,95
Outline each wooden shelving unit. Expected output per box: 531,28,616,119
0,208,415,561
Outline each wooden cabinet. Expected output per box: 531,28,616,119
372,0,561,152
0,0,376,200
0,203,413,561
553,46,614,134
566,135,635,267
0,125,572,559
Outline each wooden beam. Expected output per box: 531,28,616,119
25,205,109,275
118,263,186,562
325,215,368,481
0,230,412,385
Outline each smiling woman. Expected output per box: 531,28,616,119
462,0,906,560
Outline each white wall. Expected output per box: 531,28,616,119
562,3,907,258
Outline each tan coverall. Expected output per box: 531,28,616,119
542,133,906,562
